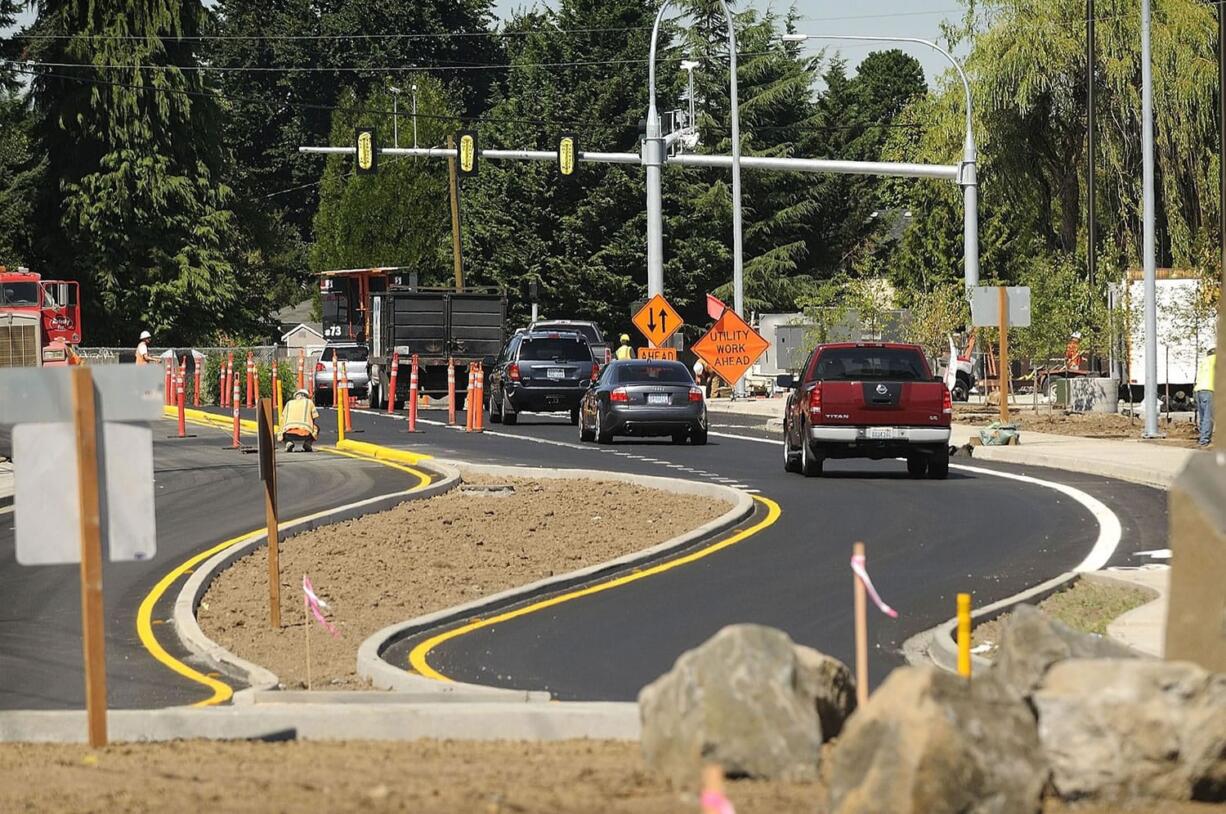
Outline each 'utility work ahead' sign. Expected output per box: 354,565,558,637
632,293,683,347
692,309,769,386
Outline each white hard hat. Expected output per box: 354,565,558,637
139,330,152,340
294,388,310,398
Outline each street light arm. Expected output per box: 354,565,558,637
782,33,974,159
647,1,674,121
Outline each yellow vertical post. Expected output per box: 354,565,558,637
957,592,972,678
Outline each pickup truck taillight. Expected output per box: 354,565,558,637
315,362,325,372
610,387,629,402
507,363,521,381
807,383,822,419
591,363,600,382
942,385,952,415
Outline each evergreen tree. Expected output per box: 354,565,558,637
26,0,248,344
0,93,42,267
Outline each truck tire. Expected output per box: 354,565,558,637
927,446,950,479
907,455,928,476
783,421,802,473
952,373,971,402
488,390,502,423
801,439,823,477
501,393,518,425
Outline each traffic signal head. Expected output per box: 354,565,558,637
355,128,378,175
457,130,479,176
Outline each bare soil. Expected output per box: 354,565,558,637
955,405,1202,448
0,741,1216,813
972,577,1155,658
199,475,731,688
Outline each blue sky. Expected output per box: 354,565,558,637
491,1,967,83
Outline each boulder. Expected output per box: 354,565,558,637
637,624,853,786
825,666,1046,814
1033,658,1226,802
992,603,1136,697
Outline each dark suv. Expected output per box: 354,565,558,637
487,331,596,425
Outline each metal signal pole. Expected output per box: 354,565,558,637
1141,0,1159,437
1087,0,1096,290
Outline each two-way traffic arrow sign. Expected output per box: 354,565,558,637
632,294,683,347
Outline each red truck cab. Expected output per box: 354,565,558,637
780,342,952,478
0,267,82,367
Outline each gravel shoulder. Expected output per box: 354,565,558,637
198,475,732,688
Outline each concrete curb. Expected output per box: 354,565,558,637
0,702,639,743
966,444,1174,490
357,461,753,695
173,460,461,701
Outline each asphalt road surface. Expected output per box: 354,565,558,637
328,404,1166,701
0,424,420,709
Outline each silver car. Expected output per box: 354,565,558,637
313,343,371,406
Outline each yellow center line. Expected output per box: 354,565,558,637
408,495,782,681
137,413,432,706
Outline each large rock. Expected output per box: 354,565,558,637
1033,658,1226,802
992,603,1136,697
637,624,853,786
825,666,1046,814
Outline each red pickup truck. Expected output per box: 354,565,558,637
779,342,952,478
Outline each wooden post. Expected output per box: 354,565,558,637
304,587,312,691
998,286,1010,423
447,134,464,290
852,541,868,708
258,398,281,628
69,366,108,747
957,593,972,678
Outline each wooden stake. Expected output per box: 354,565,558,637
957,593,972,678
258,398,281,628
853,541,868,708
447,134,464,290
304,589,311,691
70,366,108,747
998,285,1010,424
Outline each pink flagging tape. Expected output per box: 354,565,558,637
302,575,340,637
700,791,736,814
850,553,899,619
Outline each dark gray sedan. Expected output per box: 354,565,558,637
578,360,708,445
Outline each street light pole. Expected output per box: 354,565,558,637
680,59,699,130
1141,0,1159,437
411,83,419,150
647,1,744,317
389,86,401,149
782,33,978,290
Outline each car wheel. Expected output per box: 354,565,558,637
502,393,518,425
951,374,970,403
671,430,687,444
907,455,929,476
801,438,823,477
927,447,950,479
690,427,708,446
579,409,596,442
596,407,613,444
314,390,328,408
570,406,580,426
488,389,502,423
783,420,801,473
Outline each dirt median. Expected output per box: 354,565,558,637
198,475,733,689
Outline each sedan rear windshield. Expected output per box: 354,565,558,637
323,345,368,362
534,323,601,343
519,338,591,361
615,363,693,384
811,347,928,381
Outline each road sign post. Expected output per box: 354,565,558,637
632,293,683,349
998,285,1010,424
691,309,769,391
257,398,281,629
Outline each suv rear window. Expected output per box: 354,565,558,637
811,347,928,381
534,323,601,344
615,363,692,384
323,345,368,362
519,337,591,362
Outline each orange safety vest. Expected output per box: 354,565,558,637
281,396,319,438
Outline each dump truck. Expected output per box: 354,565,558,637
0,266,82,368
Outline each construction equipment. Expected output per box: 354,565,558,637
0,266,82,368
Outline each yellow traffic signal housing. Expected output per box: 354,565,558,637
355,128,377,175
558,132,578,176
457,130,479,176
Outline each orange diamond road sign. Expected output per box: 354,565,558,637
632,294,683,347
692,309,769,385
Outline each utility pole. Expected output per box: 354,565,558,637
1216,1,1225,431
389,86,401,149
411,83,419,149
447,134,464,289
1087,0,1096,290
1141,0,1159,437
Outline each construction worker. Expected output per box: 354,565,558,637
1195,348,1215,448
281,388,320,452
135,330,155,365
615,333,633,361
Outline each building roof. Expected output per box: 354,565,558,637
281,322,324,343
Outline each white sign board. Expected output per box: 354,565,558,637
970,286,1032,328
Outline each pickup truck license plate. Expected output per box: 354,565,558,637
867,427,899,440
647,393,670,405
547,368,565,380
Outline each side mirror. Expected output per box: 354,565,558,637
776,374,796,389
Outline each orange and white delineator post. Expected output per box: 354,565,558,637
224,352,234,407
407,354,421,432
246,351,255,409
218,361,227,407
340,360,352,433
472,362,484,433
387,351,400,415
231,374,241,448
297,348,306,391
447,358,457,425
163,363,172,407
176,361,187,438
193,356,202,408
465,363,475,431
